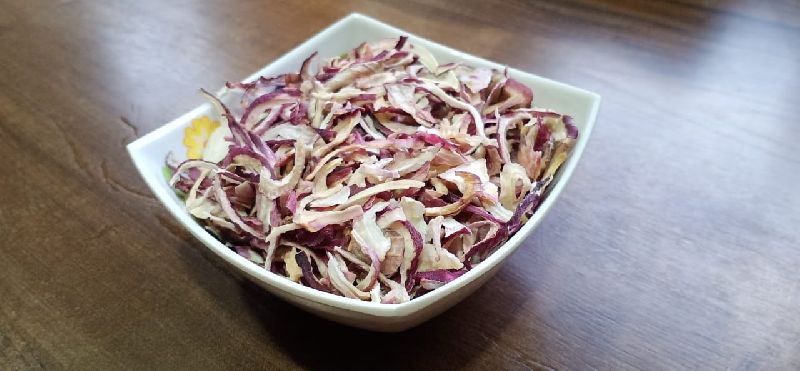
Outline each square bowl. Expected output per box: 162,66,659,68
127,13,600,332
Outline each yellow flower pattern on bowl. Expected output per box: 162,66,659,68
183,116,220,159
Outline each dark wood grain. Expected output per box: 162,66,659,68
1,0,799,369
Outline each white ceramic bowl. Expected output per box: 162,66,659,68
127,13,600,332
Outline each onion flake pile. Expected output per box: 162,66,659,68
167,36,578,303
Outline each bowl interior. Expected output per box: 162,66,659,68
127,13,600,319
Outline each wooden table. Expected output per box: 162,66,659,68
2,0,799,369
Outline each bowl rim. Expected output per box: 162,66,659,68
127,12,600,318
